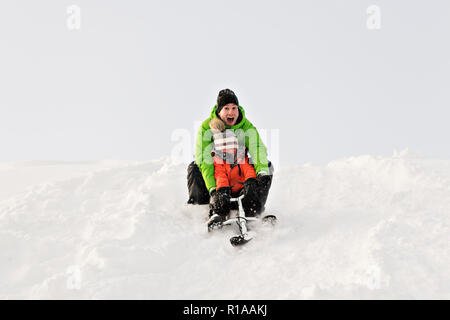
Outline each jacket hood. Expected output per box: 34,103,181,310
209,117,226,132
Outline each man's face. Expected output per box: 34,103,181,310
218,103,239,126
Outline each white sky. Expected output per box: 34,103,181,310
1,0,449,165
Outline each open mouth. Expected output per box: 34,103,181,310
226,117,234,124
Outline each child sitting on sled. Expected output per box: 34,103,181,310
208,117,262,219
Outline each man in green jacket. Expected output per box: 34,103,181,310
187,89,273,217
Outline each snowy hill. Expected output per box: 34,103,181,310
1,151,450,299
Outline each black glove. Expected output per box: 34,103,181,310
210,187,231,216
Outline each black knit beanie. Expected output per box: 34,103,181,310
216,89,239,114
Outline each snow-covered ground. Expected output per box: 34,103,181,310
1,150,450,299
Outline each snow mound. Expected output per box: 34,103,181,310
1,152,450,299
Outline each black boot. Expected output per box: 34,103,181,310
207,213,225,231
187,161,210,204
241,178,262,217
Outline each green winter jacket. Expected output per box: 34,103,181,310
195,105,270,192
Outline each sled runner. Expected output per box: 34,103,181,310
207,194,277,246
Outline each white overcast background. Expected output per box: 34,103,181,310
0,0,449,165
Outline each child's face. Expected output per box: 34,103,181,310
218,103,239,126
